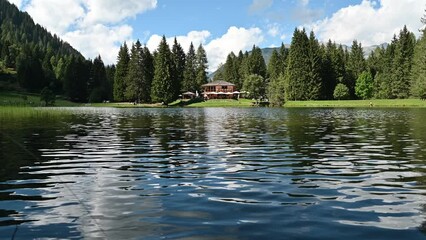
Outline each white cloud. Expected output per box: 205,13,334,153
309,0,426,46
25,0,85,34
83,0,157,25
205,27,264,71
7,0,23,8
146,27,263,72
21,0,157,65
249,0,273,14
300,0,309,7
146,31,211,53
63,24,133,64
267,23,281,37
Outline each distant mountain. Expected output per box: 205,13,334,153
209,43,388,79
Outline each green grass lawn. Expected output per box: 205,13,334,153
284,99,426,108
177,98,254,107
0,91,79,107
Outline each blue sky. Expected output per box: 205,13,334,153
8,0,426,71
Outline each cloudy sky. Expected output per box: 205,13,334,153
8,0,426,71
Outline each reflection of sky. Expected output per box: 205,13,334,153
2,108,426,239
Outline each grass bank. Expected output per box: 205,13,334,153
0,91,79,107
174,99,254,107
0,106,73,119
284,99,426,108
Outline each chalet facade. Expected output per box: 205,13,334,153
201,80,240,99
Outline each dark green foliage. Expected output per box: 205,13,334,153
224,52,241,89
114,42,130,101
346,40,366,98
268,73,286,106
63,56,90,102
334,83,350,100
0,0,82,93
89,55,108,102
40,86,55,106
182,42,197,92
242,74,265,100
151,36,174,104
195,44,208,90
141,46,154,103
267,43,288,106
172,38,186,98
125,41,144,102
247,45,267,79
355,71,374,99
284,28,322,101
105,65,115,101
391,26,416,98
411,27,426,98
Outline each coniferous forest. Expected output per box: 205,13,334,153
1,0,425,106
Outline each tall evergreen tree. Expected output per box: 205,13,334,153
347,40,366,98
248,45,267,78
391,26,416,98
411,12,426,98
63,56,90,102
267,49,281,81
195,44,208,91
284,28,315,101
125,41,144,102
114,42,130,101
182,42,197,92
224,52,241,87
89,55,108,102
306,31,323,100
141,46,154,103
151,36,174,104
172,38,186,98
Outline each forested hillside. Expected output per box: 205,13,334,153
0,0,114,102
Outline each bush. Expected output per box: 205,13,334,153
334,83,350,100
40,87,55,106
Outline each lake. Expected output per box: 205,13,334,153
1,107,426,239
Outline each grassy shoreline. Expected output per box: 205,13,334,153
284,99,426,108
2,90,426,108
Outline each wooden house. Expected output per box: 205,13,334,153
201,80,240,100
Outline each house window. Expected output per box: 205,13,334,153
222,86,227,91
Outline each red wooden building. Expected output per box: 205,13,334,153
201,80,240,99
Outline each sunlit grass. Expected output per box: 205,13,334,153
0,91,80,107
284,99,426,108
181,99,253,107
0,106,73,120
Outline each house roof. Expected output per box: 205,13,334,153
201,80,235,87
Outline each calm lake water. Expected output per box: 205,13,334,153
1,107,426,239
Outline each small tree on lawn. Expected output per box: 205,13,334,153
243,74,265,103
40,87,55,106
334,83,350,100
355,71,374,99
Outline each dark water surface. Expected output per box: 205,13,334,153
1,107,426,239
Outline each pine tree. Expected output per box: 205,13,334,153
411,12,426,98
141,46,154,103
224,52,240,87
284,28,314,101
248,45,267,78
89,55,108,102
151,36,174,104
182,42,197,92
268,49,281,81
306,31,322,100
172,38,186,98
391,26,416,98
125,41,144,102
347,40,366,98
195,44,208,91
114,42,130,101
